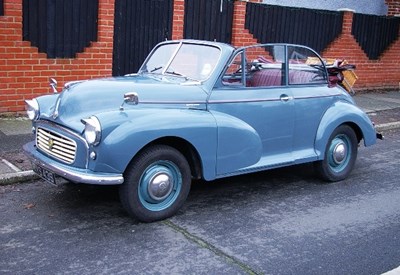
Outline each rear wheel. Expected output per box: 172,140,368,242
315,125,358,182
119,145,191,222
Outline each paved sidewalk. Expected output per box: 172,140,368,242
0,90,399,185
353,91,400,131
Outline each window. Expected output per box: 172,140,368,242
222,44,328,88
140,43,179,74
168,43,220,81
222,53,244,86
140,42,221,82
245,45,285,87
288,46,327,85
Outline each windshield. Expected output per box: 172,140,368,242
139,42,221,82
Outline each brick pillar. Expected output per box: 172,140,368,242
231,0,261,47
172,0,185,40
385,0,400,16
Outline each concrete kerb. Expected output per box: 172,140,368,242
375,121,400,132
364,109,400,132
0,170,38,186
0,158,38,185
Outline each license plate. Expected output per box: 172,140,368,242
32,164,57,185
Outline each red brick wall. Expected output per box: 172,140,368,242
322,10,400,91
0,0,114,114
0,0,399,114
386,0,400,16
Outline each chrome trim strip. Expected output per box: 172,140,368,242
24,142,124,185
207,93,341,104
139,100,206,104
208,98,281,104
293,93,342,100
126,92,340,105
137,93,341,105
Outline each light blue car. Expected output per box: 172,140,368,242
24,40,378,222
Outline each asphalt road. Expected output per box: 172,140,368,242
1,129,399,275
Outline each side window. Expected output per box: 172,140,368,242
288,46,328,85
223,53,244,86
245,45,285,88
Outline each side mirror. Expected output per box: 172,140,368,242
124,92,139,105
120,92,139,111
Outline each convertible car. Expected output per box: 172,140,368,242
24,40,378,222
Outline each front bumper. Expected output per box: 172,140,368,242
23,141,124,185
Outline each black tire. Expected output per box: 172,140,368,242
119,145,191,222
314,125,358,182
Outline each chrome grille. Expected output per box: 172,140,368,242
36,127,77,164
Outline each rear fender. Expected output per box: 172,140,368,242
315,101,376,158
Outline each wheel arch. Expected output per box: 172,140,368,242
126,136,203,181
315,101,376,159
315,121,363,159
96,108,217,179
345,121,363,144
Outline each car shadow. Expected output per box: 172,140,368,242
47,163,318,223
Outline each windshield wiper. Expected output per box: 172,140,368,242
165,70,184,77
165,70,200,82
150,66,163,73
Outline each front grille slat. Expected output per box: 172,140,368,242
36,128,77,164
38,130,76,146
37,136,76,152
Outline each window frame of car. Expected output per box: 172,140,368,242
216,43,329,89
137,40,224,83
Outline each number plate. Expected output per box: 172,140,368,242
32,164,57,185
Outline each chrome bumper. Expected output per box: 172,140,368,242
23,141,124,185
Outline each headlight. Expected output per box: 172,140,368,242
81,116,101,146
25,99,39,121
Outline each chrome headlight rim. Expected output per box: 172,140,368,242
25,99,40,121
81,116,102,146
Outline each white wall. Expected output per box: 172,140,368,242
261,0,388,15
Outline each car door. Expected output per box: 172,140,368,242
286,45,335,162
208,45,295,176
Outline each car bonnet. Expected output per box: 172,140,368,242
50,75,209,132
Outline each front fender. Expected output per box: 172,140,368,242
90,109,218,180
315,100,376,158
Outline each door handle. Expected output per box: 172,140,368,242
280,94,293,102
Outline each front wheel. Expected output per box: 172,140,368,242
119,145,191,222
314,125,358,182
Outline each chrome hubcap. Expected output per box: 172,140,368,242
138,160,183,212
148,172,173,201
332,142,347,164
